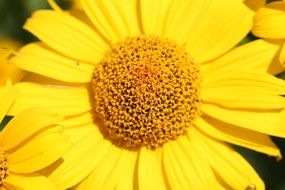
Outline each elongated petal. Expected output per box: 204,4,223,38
201,72,285,109
12,43,94,83
75,146,124,190
203,72,285,95
76,148,138,190
4,173,56,190
81,0,140,42
280,43,285,66
201,103,285,137
138,147,167,190
189,128,265,190
0,107,63,150
116,150,138,190
0,46,24,85
58,113,95,143
48,130,111,190
8,126,71,173
162,0,209,43
9,83,91,116
24,10,107,64
184,0,253,63
0,87,17,122
109,0,141,37
163,136,221,190
195,116,281,157
140,0,173,35
202,40,283,75
202,89,285,109
253,2,285,39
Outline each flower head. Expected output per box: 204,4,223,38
7,0,285,189
252,0,285,66
0,87,71,189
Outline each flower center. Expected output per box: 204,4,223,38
92,35,200,148
0,151,8,185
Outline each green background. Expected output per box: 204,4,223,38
1,0,285,189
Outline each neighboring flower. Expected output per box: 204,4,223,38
0,87,71,190
252,0,285,66
0,38,24,86
8,0,285,189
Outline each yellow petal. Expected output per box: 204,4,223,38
202,88,285,109
190,128,265,190
59,112,93,128
4,173,56,190
24,10,107,64
138,147,167,190
162,0,209,43
0,107,63,150
116,150,138,190
21,72,91,88
9,82,91,116
0,44,24,85
75,146,126,190
76,148,138,190
183,0,253,63
195,116,281,157
201,103,285,137
253,1,285,39
203,72,285,95
81,0,140,42
8,126,71,173
11,43,94,83
280,42,285,66
163,136,222,190
110,0,141,37
48,130,111,190
202,39,284,75
201,72,285,109
58,113,95,143
140,0,173,35
0,86,17,122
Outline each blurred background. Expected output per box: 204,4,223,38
0,0,285,189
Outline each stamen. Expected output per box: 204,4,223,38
92,35,200,148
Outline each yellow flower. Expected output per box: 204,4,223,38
0,87,71,190
0,39,24,86
8,0,285,189
252,1,285,66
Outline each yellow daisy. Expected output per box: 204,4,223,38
8,0,285,189
252,0,285,66
0,38,24,86
0,87,71,190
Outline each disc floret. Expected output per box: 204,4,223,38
92,35,200,148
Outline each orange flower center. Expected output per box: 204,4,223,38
92,35,200,148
